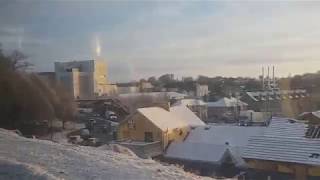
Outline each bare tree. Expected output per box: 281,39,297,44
8,50,33,71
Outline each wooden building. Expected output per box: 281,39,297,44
118,105,205,151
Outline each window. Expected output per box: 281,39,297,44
309,153,320,158
128,118,135,129
144,132,153,142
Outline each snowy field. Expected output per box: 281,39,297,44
0,129,213,180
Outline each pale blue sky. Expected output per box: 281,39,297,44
1,1,320,82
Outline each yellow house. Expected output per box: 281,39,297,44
118,105,205,150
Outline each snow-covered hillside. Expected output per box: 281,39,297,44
0,129,212,180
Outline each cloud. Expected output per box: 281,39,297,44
1,1,320,81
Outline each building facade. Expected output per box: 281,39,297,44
55,59,114,99
196,84,209,98
118,106,205,151
118,107,190,150
206,97,248,122
241,89,312,118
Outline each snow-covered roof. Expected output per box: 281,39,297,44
170,105,205,127
311,111,320,119
243,117,320,165
166,142,228,164
207,97,248,107
243,136,320,166
165,125,265,166
173,99,206,106
119,92,187,100
186,125,265,146
137,107,187,131
299,111,320,120
245,89,309,102
263,117,307,138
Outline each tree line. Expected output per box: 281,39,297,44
0,45,75,135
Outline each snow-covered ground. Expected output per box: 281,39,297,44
0,129,213,180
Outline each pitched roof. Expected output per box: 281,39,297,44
243,117,320,166
137,107,187,131
165,142,228,164
173,99,206,106
170,105,205,126
245,89,309,102
119,92,188,100
185,126,265,147
263,117,307,138
165,125,265,166
299,111,320,120
207,97,248,107
243,136,320,166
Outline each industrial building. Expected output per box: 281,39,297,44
241,89,311,117
54,59,117,99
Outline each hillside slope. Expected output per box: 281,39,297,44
0,129,212,180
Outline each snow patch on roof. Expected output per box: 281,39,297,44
173,99,206,106
165,125,265,166
207,97,248,107
119,92,187,99
243,136,320,166
138,107,187,131
170,105,205,127
186,126,265,147
166,142,228,164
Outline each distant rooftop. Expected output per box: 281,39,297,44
165,125,265,167
170,105,205,127
245,89,308,102
119,92,188,100
243,136,320,166
173,99,206,106
207,97,248,107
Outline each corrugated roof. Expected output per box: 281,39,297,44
243,136,320,166
138,107,187,131
170,105,205,126
263,117,307,138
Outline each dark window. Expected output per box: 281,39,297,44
309,153,320,158
144,132,153,142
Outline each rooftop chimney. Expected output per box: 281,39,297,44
272,66,275,90
262,67,265,90
267,66,270,90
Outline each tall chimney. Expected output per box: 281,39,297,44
262,67,265,90
267,66,270,90
272,66,275,89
